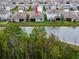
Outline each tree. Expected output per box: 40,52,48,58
51,45,62,58
60,14,65,23
44,13,48,21
43,6,46,11
27,5,33,11
26,14,30,22
29,27,47,59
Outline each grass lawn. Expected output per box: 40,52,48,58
0,20,8,22
0,21,79,27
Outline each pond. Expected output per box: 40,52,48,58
0,26,79,46
21,27,79,46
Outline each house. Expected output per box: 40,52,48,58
61,4,70,11
47,2,57,10
76,4,79,10
11,11,27,22
10,0,31,4
61,11,76,21
30,12,44,22
18,3,29,11
0,9,12,20
64,3,77,11
38,0,48,4
73,12,79,21
5,3,17,11
54,16,61,21
0,0,10,6
0,3,4,9
47,9,61,21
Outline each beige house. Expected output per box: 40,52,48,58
11,11,27,22
0,9,12,20
30,12,44,22
47,9,61,21
61,11,77,21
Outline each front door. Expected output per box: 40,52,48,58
19,19,24,22
30,19,35,22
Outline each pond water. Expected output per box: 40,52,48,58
21,27,79,46
0,26,79,46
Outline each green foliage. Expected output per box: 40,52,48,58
0,25,79,59
60,14,65,23
43,6,46,11
51,45,61,57
10,6,18,13
26,14,30,22
44,13,48,21
27,5,33,11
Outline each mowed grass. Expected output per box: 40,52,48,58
0,21,79,27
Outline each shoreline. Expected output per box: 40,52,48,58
0,21,79,27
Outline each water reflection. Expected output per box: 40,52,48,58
21,27,79,46
0,27,79,46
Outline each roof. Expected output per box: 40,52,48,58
54,16,61,18
0,3,4,9
0,9,10,14
12,11,27,19
6,3,16,8
19,4,29,7
61,11,76,18
0,0,9,5
30,12,44,19
48,9,60,14
11,0,27,4
0,0,6,2
74,12,79,20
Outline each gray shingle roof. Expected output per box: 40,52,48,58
0,9,10,14
48,9,60,14
30,12,44,19
61,11,76,18
12,11,27,20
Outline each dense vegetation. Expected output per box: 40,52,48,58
0,25,79,59
0,21,79,27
